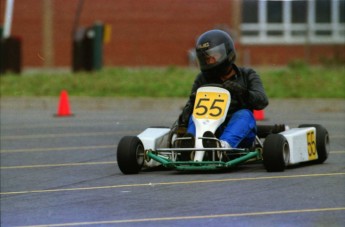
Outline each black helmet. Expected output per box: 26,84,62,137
195,29,236,78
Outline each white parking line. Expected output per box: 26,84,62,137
0,161,117,169
1,172,344,196
0,145,116,153
19,207,345,226
331,150,345,154
0,132,122,140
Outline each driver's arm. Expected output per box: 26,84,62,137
178,74,203,127
246,68,269,110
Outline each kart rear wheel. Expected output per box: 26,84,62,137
298,124,330,164
117,136,145,174
263,134,290,172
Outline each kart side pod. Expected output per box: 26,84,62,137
117,127,171,174
262,124,329,172
138,127,171,167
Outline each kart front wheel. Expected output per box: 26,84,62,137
298,124,330,164
263,134,290,172
117,136,145,174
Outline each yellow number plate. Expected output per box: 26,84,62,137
307,130,317,160
193,91,229,120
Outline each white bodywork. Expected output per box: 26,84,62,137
280,127,318,165
192,87,230,161
137,86,231,166
136,86,319,168
137,127,170,167
137,126,320,168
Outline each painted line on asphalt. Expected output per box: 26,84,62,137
0,145,116,153
1,132,343,140
0,132,124,140
1,172,344,196
0,161,117,169
1,150,342,168
19,207,345,226
1,143,342,154
0,122,130,130
331,135,345,138
331,150,345,154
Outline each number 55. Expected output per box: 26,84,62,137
195,98,225,118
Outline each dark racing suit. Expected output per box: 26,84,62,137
179,64,269,148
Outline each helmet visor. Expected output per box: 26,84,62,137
197,43,227,71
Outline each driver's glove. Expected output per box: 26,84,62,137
177,112,188,136
178,104,192,128
177,92,196,134
222,80,247,96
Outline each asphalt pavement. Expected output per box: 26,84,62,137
1,97,344,226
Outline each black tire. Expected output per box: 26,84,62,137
263,134,290,172
298,124,330,164
117,136,145,174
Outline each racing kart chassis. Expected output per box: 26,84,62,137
117,86,330,174
147,147,260,171
117,124,329,174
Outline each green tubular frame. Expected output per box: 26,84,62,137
147,150,260,171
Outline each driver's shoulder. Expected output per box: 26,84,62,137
195,72,209,84
237,66,257,76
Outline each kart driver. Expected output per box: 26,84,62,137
177,29,269,149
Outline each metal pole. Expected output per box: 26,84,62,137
3,0,15,39
73,0,85,38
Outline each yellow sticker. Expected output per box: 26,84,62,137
193,91,229,120
307,130,317,160
103,24,112,44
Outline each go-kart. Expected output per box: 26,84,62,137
117,85,330,174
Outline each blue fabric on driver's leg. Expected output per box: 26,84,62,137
219,109,256,148
187,115,196,136
186,109,256,148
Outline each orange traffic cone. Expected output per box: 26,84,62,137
254,109,265,121
55,90,73,117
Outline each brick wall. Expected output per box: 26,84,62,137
3,0,233,68
1,0,344,68
238,44,345,66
